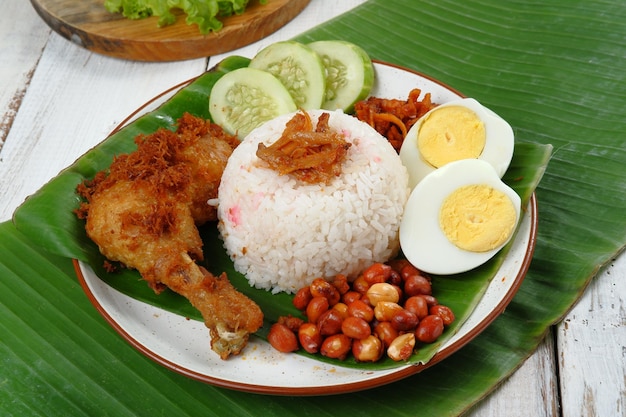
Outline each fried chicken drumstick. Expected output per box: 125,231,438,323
76,113,263,359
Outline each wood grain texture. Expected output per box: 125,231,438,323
558,256,626,417
29,0,311,61
0,2,50,148
0,33,206,224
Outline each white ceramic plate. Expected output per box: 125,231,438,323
76,61,537,395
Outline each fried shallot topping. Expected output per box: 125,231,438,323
354,88,438,152
256,111,352,185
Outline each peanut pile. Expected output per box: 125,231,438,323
268,259,455,362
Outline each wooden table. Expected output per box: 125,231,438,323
1,1,623,416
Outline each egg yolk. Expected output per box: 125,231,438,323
439,184,517,252
418,106,486,168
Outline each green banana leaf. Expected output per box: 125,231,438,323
2,0,625,416
12,50,551,370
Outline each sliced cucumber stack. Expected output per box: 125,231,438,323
208,67,297,139
308,40,375,113
249,41,326,110
208,40,376,139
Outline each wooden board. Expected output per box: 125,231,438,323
30,0,311,61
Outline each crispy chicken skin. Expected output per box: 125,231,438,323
76,113,263,359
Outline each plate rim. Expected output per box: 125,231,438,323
74,60,538,395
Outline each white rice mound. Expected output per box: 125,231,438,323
216,109,410,294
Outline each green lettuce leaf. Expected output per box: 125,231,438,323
104,0,266,34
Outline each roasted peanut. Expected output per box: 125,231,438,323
387,258,412,273
293,286,313,310
430,304,455,326
298,322,322,354
341,316,371,340
373,321,399,348
352,275,370,294
310,277,340,305
387,333,415,361
360,295,372,306
317,308,344,336
278,315,304,332
352,335,384,362
331,274,350,295
415,314,444,343
332,302,349,319
268,323,299,353
362,262,392,284
306,296,329,324
374,301,403,322
387,269,403,287
404,274,432,297
347,299,374,322
399,262,422,281
320,334,352,360
366,282,400,306
342,290,361,305
420,294,439,307
404,295,429,320
392,284,403,301
390,309,418,332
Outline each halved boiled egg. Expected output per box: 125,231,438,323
399,98,514,189
400,159,521,275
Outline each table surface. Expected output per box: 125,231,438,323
1,2,623,416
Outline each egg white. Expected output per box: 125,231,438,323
399,159,521,275
399,98,514,189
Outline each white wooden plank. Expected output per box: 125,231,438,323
466,334,560,417
468,251,626,417
558,254,626,417
0,1,50,147
0,33,206,222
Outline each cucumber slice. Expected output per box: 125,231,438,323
308,40,375,113
249,41,326,110
208,67,297,139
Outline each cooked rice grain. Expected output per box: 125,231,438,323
216,110,410,293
